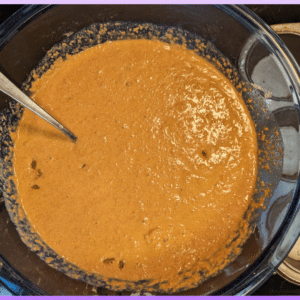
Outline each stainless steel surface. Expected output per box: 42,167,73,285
271,22,300,286
0,72,77,143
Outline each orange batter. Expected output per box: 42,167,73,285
13,39,257,292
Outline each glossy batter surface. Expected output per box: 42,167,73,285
13,39,257,291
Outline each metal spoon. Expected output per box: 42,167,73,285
0,72,77,142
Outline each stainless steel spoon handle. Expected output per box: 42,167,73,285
0,72,77,143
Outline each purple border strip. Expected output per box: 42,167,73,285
2,295,300,298
0,296,299,298
1,1,300,4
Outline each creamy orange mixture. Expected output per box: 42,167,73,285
13,39,257,291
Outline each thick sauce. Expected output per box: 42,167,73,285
13,39,257,291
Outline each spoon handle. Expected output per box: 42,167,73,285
0,72,77,143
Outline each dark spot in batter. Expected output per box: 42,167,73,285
103,258,115,264
31,159,37,169
119,260,125,270
36,169,43,179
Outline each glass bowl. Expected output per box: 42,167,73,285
0,4,300,296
